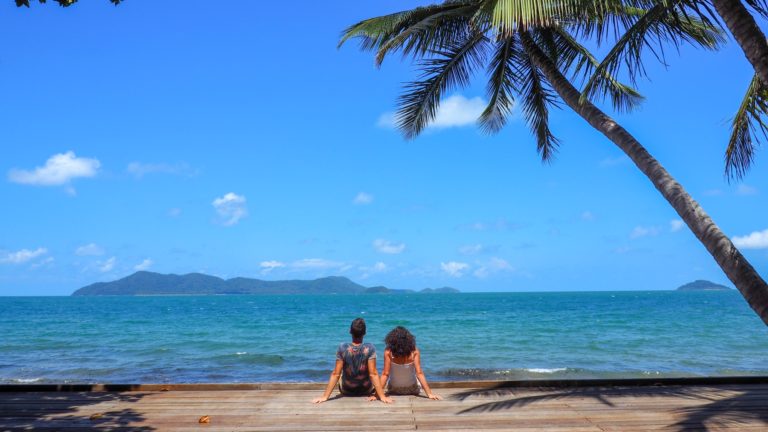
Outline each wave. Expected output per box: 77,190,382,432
431,367,715,381
6,377,44,383
205,353,286,366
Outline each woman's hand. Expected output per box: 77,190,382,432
312,396,329,404
427,393,442,400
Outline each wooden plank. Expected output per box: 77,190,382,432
2,383,768,432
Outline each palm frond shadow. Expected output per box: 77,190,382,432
671,387,768,431
0,391,154,431
451,385,712,414
451,384,768,431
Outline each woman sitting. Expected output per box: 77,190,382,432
380,326,441,400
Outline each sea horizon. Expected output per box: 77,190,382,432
2,291,766,385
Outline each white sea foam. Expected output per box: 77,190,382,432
235,352,247,355
525,368,567,374
12,378,43,383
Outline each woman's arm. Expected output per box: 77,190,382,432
380,348,391,391
413,349,441,400
367,357,393,404
312,359,343,403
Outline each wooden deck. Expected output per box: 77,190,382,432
1,381,767,431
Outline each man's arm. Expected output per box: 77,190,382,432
312,359,343,403
367,357,393,404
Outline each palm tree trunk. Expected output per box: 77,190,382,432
519,31,768,326
712,0,768,86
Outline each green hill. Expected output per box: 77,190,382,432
676,280,732,291
71,271,460,296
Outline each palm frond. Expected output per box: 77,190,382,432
372,5,480,66
581,2,722,103
339,2,477,64
396,32,489,139
726,74,768,180
515,31,561,161
744,0,768,19
479,35,519,133
548,27,643,112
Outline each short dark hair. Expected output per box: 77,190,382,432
385,326,416,357
350,318,366,338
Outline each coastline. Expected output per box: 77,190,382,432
3,375,768,392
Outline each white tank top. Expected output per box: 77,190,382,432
387,353,420,395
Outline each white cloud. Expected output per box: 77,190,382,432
127,162,197,179
359,261,388,279
459,244,484,255
464,218,515,232
372,262,387,272
373,239,406,254
630,226,661,239
212,192,248,226
613,246,631,254
733,229,768,249
30,256,54,269
134,258,153,271
98,257,116,273
474,257,514,278
259,260,286,274
599,155,630,167
670,219,685,233
703,189,723,196
736,184,759,196
291,258,344,270
581,211,595,221
377,94,487,130
75,243,105,256
0,248,48,264
8,151,100,187
353,192,374,205
441,261,469,277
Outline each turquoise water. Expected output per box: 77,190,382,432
1,291,767,383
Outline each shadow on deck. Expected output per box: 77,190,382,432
0,389,153,431
452,384,768,431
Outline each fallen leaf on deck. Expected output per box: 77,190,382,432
198,415,211,424
89,413,104,421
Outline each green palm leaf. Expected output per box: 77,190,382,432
726,74,768,180
479,35,520,133
396,32,489,139
549,27,644,112
339,2,478,65
581,2,722,103
515,30,561,161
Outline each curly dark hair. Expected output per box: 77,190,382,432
384,326,416,357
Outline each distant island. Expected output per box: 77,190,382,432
676,280,732,291
71,271,460,296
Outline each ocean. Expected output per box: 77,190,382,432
1,291,767,384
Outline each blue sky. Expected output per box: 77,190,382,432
1,1,766,295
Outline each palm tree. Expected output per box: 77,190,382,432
709,0,768,89
340,0,768,325
577,0,768,179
